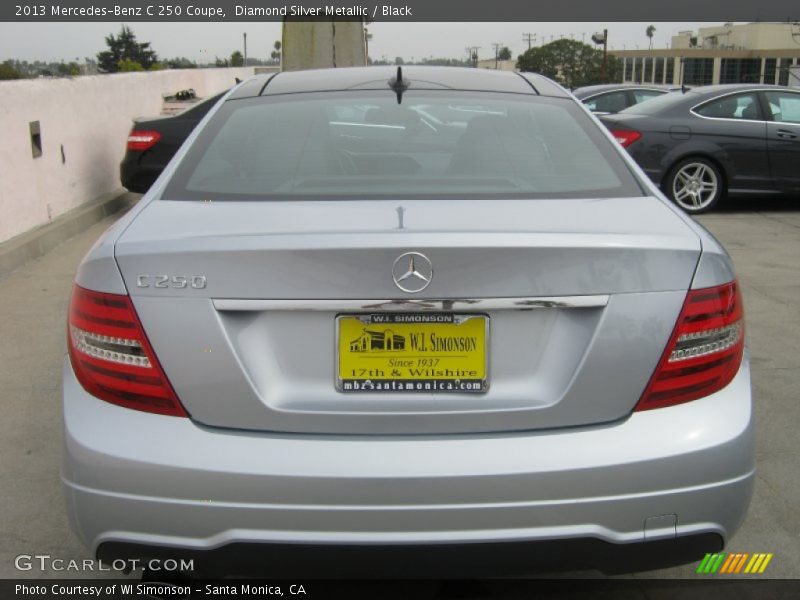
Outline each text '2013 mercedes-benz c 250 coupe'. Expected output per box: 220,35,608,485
63,67,753,576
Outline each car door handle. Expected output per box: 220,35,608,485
776,129,798,139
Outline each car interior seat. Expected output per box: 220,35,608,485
447,114,550,179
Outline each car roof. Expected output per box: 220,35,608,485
572,83,670,99
684,83,794,97
229,66,570,100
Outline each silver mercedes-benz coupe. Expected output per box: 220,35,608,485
63,67,753,576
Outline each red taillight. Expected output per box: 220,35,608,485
636,281,744,411
610,129,641,148
127,130,161,151
67,285,187,417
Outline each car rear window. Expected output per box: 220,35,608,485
163,91,643,201
584,91,629,113
620,90,687,115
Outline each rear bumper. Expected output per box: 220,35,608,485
62,355,754,572
97,534,723,577
119,156,161,194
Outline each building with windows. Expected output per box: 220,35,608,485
612,23,800,86
349,329,406,352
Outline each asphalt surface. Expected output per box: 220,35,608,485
0,194,798,588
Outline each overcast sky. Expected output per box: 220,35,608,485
0,22,718,64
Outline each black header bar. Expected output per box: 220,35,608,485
4,0,800,22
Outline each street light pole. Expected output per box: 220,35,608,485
243,32,248,67
591,29,608,83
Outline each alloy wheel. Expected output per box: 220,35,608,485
671,162,719,212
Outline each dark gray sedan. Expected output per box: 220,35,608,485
572,84,671,115
601,84,800,213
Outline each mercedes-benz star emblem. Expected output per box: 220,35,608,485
392,252,433,293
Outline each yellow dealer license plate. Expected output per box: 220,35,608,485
337,314,488,393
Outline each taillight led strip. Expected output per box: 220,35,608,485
67,285,188,417
609,129,641,148
127,130,161,151
69,325,150,367
636,281,745,411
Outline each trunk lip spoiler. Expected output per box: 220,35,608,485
212,296,610,312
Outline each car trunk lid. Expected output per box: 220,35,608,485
114,197,700,434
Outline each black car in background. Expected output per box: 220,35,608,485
572,84,671,115
120,91,227,193
601,85,800,213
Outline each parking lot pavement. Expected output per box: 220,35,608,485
0,195,797,581
642,196,800,580
0,201,139,580
634,195,800,580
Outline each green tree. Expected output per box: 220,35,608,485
117,58,144,72
497,46,512,61
646,25,656,50
97,25,158,73
0,61,23,80
606,56,625,83
419,57,472,67
270,40,281,63
230,50,244,67
55,61,81,76
517,39,610,88
394,56,405,65
165,57,197,69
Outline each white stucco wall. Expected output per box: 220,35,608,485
0,67,257,243
477,59,517,72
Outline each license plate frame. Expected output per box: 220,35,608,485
336,313,489,394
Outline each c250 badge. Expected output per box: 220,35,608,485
136,275,207,289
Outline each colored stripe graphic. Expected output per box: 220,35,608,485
696,553,713,573
698,552,774,574
733,553,749,573
758,553,773,573
711,553,726,573
697,553,726,574
720,553,736,573
745,554,762,573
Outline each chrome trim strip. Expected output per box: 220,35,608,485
689,87,800,124
581,87,666,103
213,296,610,312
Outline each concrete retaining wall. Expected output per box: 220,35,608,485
0,67,257,244
282,21,366,71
